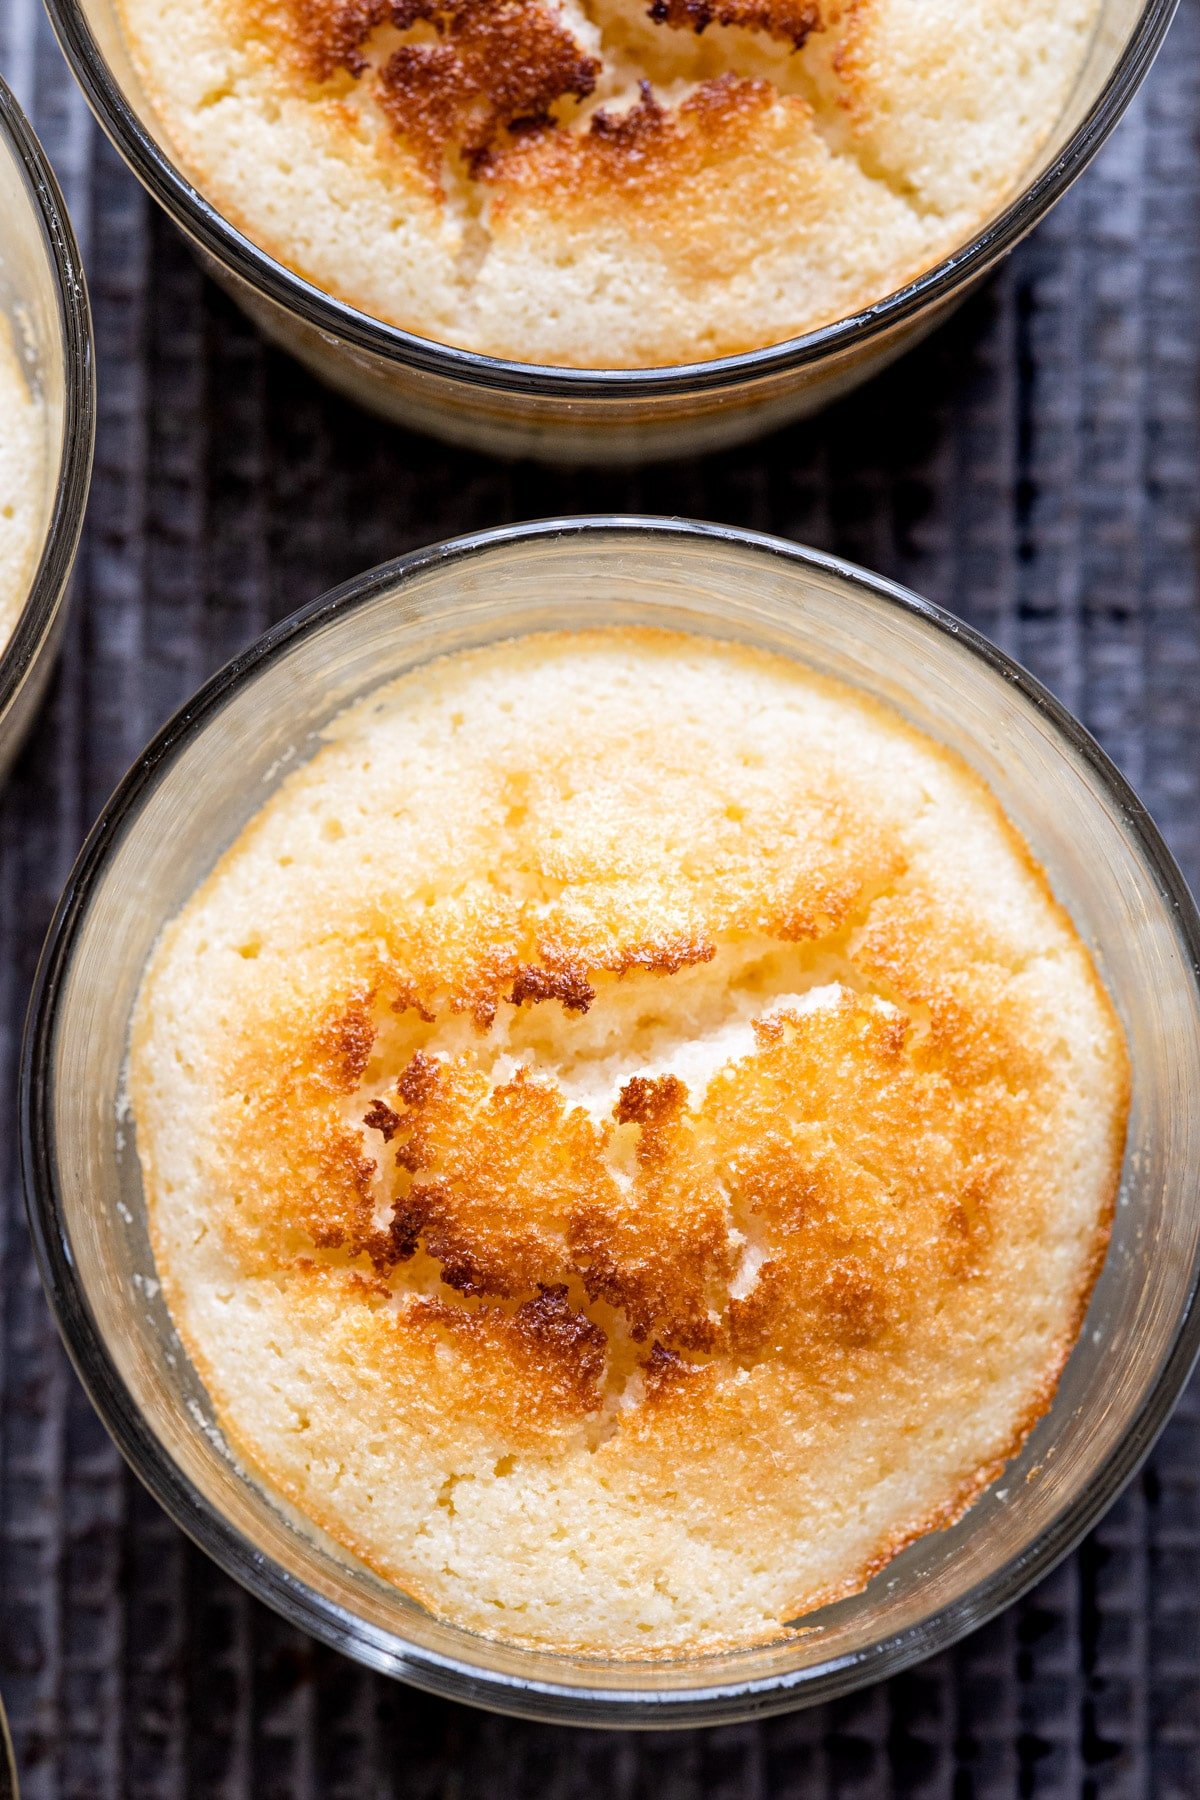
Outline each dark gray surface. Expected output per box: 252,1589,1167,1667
2,3,1200,1794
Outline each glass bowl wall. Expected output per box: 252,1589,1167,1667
0,77,94,779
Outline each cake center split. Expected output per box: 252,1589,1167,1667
274,0,862,186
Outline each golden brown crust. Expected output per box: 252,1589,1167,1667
508,959,596,1014
412,1283,609,1413
275,0,600,174
483,76,776,204
263,0,833,181
648,0,821,47
218,927,1097,1382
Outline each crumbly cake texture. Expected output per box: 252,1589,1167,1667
0,312,45,655
117,0,1098,366
131,628,1127,1656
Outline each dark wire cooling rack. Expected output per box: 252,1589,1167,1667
1,3,1199,1794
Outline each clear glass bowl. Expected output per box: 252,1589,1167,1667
0,77,94,781
21,519,1200,1727
0,1689,16,1798
42,0,1176,461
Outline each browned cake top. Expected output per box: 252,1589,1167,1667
272,0,833,176
132,631,1127,1652
119,0,1099,361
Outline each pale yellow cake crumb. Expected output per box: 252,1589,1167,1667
116,0,1099,366
131,629,1127,1655
0,311,45,655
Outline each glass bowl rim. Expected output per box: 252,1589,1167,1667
0,74,95,726
42,0,1178,398
20,516,1200,1726
0,1685,14,1798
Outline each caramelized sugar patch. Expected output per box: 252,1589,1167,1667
284,0,599,172
647,0,820,48
219,891,1046,1430
274,0,842,178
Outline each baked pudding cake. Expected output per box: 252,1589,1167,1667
117,0,1099,366
131,628,1127,1655
0,314,45,657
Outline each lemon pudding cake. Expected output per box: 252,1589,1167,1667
0,313,45,655
116,0,1099,365
131,628,1128,1655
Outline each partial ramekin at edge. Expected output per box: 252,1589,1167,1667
21,518,1200,1726
42,0,1175,462
0,77,94,783
0,1686,16,1798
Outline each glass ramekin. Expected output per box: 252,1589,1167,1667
42,0,1175,462
0,77,94,781
0,1690,16,1799
21,518,1200,1727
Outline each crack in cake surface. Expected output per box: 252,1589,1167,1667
216,891,1058,1392
268,0,948,227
